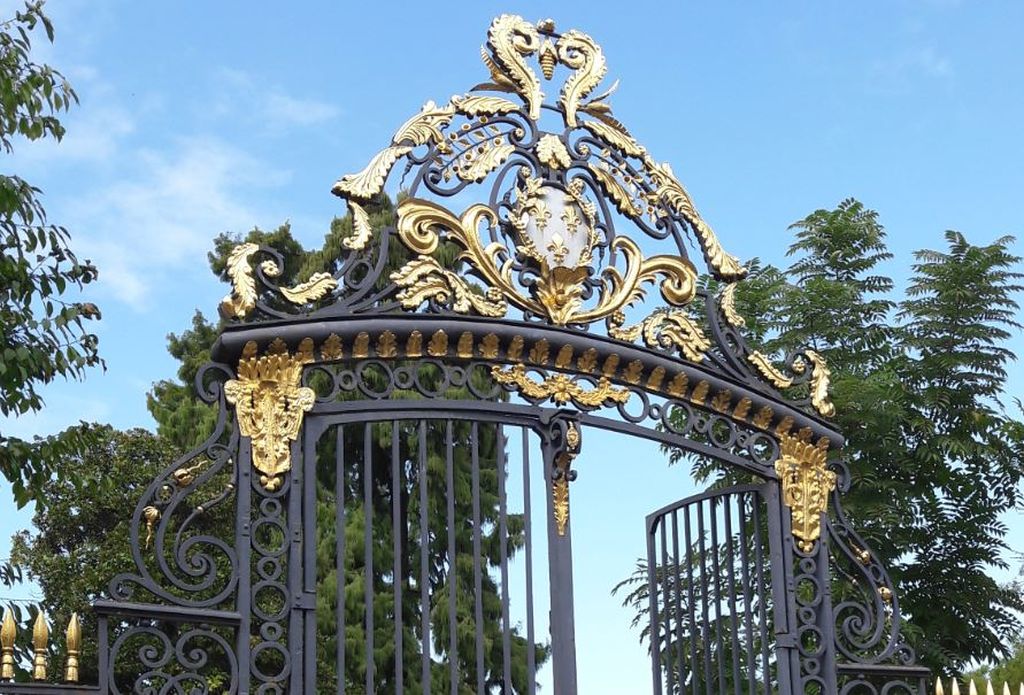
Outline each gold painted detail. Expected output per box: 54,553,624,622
491,364,630,409
65,613,81,683
328,14,746,290
607,309,710,362
142,505,160,549
536,133,572,169
391,257,507,317
553,475,570,536
32,610,47,681
553,421,581,536
396,196,696,326
1,609,14,680
219,242,338,319
720,282,746,327
225,349,315,491
775,433,836,553
805,350,835,417
748,351,794,389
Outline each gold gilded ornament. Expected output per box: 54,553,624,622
220,243,260,319
278,272,337,305
142,505,160,549
343,199,373,251
491,364,630,409
536,133,572,170
556,29,607,127
0,609,14,680
391,257,507,317
608,308,710,362
32,610,48,681
483,15,543,120
64,613,81,683
775,433,836,553
225,349,315,491
748,351,794,389
805,349,835,417
720,282,746,327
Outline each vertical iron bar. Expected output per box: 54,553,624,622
765,483,799,694
471,422,485,694
235,440,252,694
336,426,346,693
497,425,512,693
736,493,756,695
660,514,674,694
392,421,404,692
671,511,687,694
684,503,699,695
710,500,727,690
446,420,458,695
364,422,375,694
751,496,772,694
544,423,578,693
647,515,663,695
302,421,319,689
724,494,742,695
419,420,431,694
522,427,536,695
697,500,713,695
288,438,304,695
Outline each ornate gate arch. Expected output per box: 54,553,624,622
1,14,929,695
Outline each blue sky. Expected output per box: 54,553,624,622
2,0,1023,689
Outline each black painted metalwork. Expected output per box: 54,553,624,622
0,19,929,695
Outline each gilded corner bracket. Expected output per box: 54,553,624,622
225,341,315,491
774,430,836,553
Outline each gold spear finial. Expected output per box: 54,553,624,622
936,679,945,695
0,609,15,680
32,609,48,681
64,613,81,683
953,680,962,695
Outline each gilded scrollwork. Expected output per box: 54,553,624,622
219,244,338,318
607,308,710,362
805,349,836,418
391,257,508,317
224,347,315,492
491,364,630,409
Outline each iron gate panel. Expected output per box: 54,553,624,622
646,484,794,695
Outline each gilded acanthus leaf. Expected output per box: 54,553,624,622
553,476,570,536
343,200,373,251
592,166,642,217
457,140,515,182
391,257,508,318
279,272,338,305
557,30,607,127
486,15,542,120
219,242,259,319
645,159,746,281
748,351,794,389
580,118,645,158
776,432,836,553
452,94,521,116
332,145,412,200
720,282,746,327
609,308,711,362
805,350,835,417
393,99,457,146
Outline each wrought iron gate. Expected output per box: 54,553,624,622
0,14,929,695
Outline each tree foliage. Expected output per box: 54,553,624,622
0,0,102,505
623,199,1024,675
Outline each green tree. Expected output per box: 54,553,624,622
0,0,102,506
10,427,176,684
621,200,1024,677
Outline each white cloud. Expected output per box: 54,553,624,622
210,67,340,131
66,137,291,309
869,46,953,92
